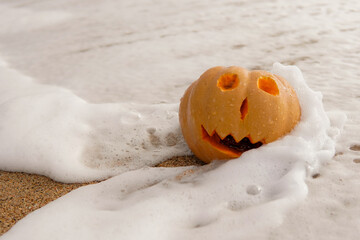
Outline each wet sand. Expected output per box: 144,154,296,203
0,155,204,235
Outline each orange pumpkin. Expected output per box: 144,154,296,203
179,66,301,163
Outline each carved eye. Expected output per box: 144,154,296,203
217,73,239,91
257,76,279,96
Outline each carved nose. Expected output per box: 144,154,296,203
240,98,248,120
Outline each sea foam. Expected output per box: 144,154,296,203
0,61,190,183
1,62,343,240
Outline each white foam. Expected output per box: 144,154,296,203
0,63,190,183
1,63,341,240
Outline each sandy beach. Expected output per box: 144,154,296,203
0,156,203,235
0,171,94,234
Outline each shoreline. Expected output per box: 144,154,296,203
0,155,204,235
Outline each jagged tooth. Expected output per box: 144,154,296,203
217,130,229,140
231,126,248,143
247,134,262,144
201,124,216,137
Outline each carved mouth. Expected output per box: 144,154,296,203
201,125,262,157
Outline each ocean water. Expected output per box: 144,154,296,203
0,0,359,239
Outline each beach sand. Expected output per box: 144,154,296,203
0,155,204,235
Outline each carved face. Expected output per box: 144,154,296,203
179,66,301,163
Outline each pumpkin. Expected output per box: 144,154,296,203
179,66,301,163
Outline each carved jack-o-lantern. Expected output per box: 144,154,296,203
179,66,301,163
